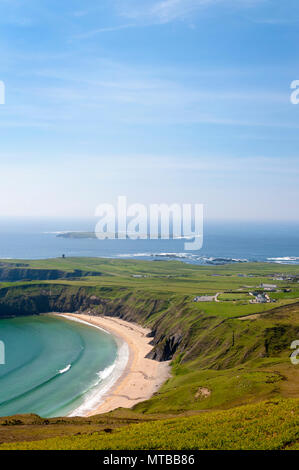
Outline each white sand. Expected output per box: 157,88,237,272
58,313,171,416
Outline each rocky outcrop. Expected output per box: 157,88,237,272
146,333,183,361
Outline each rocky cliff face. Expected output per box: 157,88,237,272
0,267,101,282
0,284,182,362
0,285,103,316
145,332,183,361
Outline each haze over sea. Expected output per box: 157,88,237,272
0,218,298,265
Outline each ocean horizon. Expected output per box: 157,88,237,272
0,217,298,265
0,217,298,417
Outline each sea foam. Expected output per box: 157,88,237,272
58,315,129,417
68,341,129,417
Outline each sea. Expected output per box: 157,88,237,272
0,217,298,265
0,217,298,418
0,314,130,418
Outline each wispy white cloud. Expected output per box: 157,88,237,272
74,0,264,36
117,0,265,24
150,0,220,23
74,23,135,39
0,56,293,132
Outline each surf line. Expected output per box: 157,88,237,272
52,313,130,417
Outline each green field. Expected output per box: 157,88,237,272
218,293,253,301
0,258,299,449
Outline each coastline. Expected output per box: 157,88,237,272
56,313,171,416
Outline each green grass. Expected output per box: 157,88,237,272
2,399,299,450
0,258,299,449
218,293,252,301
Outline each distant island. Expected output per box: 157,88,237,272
56,232,97,239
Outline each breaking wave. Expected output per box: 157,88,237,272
114,252,250,265
59,364,71,374
267,257,299,264
68,341,129,417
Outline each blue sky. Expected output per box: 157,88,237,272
0,0,299,219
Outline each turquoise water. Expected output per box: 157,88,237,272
0,315,118,418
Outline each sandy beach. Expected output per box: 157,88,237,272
58,313,171,416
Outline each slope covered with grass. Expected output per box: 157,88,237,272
0,259,299,449
2,399,299,450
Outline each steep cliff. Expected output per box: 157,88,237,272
0,284,179,361
0,267,101,282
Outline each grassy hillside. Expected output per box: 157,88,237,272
0,258,299,449
1,399,299,450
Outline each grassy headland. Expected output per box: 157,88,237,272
0,258,299,449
